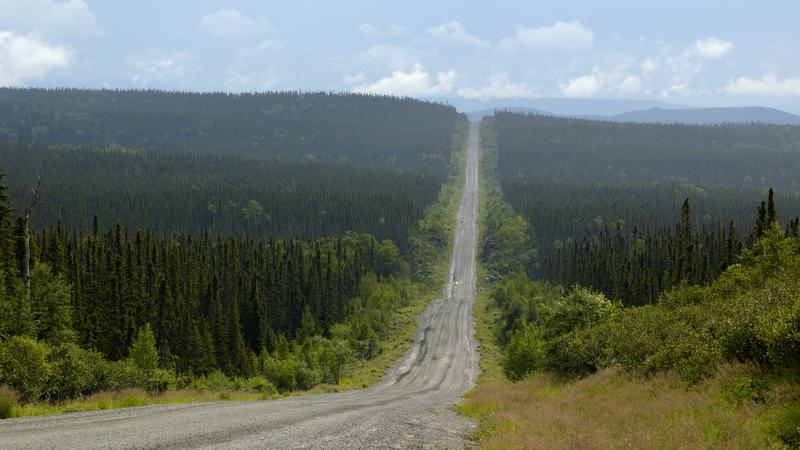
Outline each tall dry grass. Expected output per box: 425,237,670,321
461,365,788,449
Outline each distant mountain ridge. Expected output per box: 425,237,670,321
607,107,800,125
466,104,800,125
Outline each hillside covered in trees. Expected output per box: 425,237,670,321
0,91,461,245
468,115,800,447
0,144,440,247
0,89,458,174
0,90,468,414
488,113,800,304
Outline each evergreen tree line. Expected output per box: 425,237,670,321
0,88,458,174
502,176,800,260
17,218,402,375
538,193,800,305
1,143,440,248
494,111,800,191
489,114,800,304
0,167,426,401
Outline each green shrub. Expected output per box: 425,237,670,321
0,385,19,419
541,287,614,340
774,402,800,447
242,376,276,395
104,359,140,391
642,324,720,383
192,370,234,391
0,336,52,402
261,356,298,392
48,343,106,400
295,364,323,390
721,374,768,404
503,325,544,380
544,326,606,378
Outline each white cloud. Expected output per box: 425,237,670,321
199,9,273,39
618,75,643,95
0,0,102,37
725,73,800,96
660,83,691,98
351,45,432,71
637,37,733,97
427,21,488,48
343,73,367,85
561,74,600,97
224,70,279,91
458,71,538,100
559,64,644,98
352,64,455,96
500,21,593,51
694,37,733,59
237,40,286,59
0,31,70,86
358,23,408,37
641,57,659,78
128,51,192,86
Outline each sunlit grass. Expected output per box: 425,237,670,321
17,388,266,418
459,280,799,448
460,365,800,449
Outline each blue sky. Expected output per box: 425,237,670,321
2,0,800,111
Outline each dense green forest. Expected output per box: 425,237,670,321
0,144,439,247
0,90,467,412
494,112,800,190
0,90,459,245
488,113,800,305
0,89,458,174
0,201,416,400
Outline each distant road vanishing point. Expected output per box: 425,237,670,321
0,122,483,449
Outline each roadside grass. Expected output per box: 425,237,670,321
17,388,264,418
459,363,800,449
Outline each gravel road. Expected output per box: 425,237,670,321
0,122,482,449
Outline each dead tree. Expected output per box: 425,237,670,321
23,178,41,310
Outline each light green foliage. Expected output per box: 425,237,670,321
503,324,544,380
773,402,800,447
104,359,140,392
0,336,51,401
539,287,614,340
375,239,401,275
241,199,270,226
30,263,75,344
479,118,537,279
48,343,106,400
128,324,159,391
491,271,557,343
